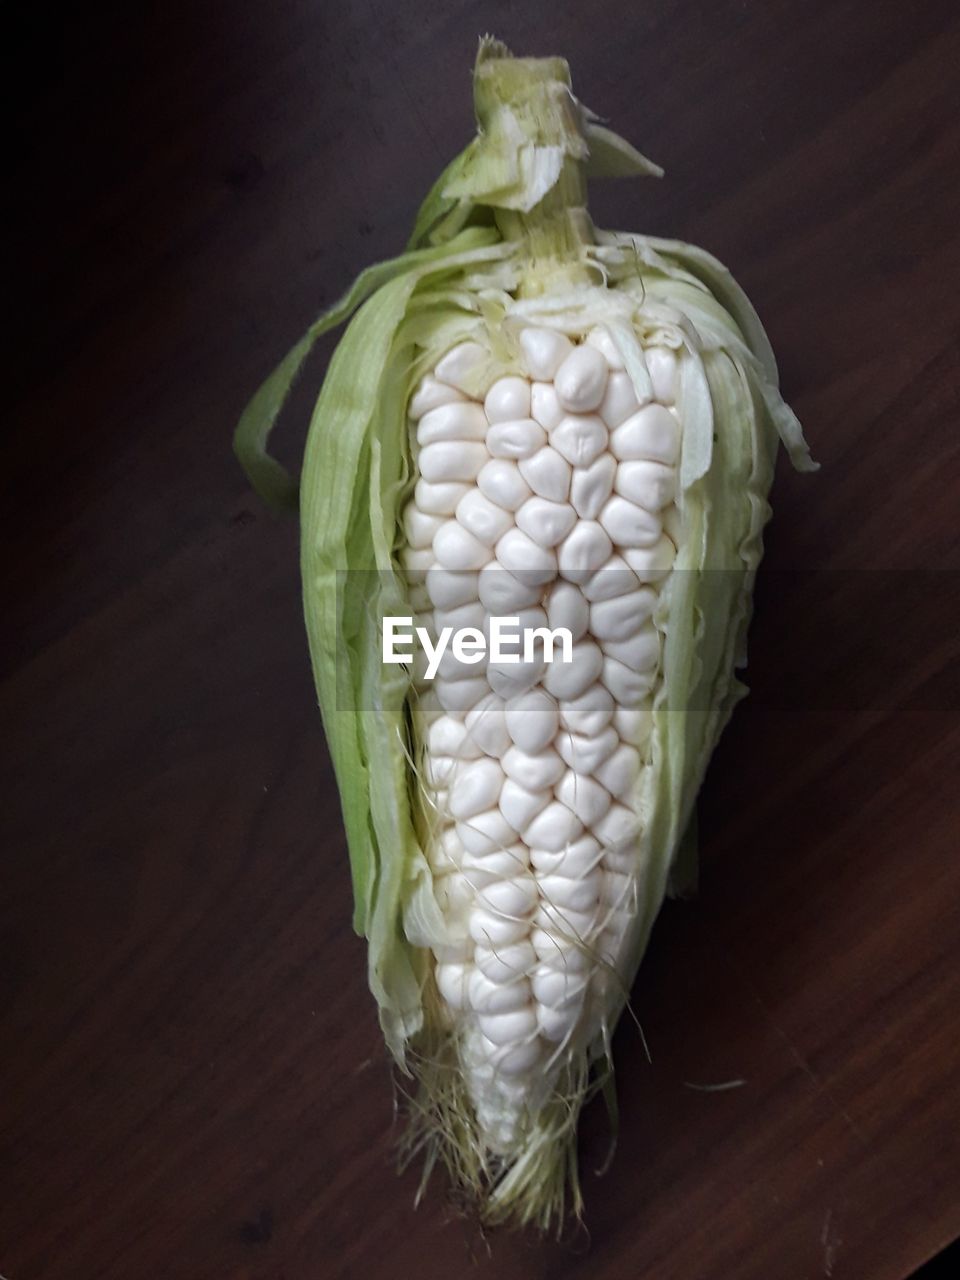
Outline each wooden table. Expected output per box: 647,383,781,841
4,3,958,1276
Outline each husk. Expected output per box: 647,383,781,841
233,36,813,1231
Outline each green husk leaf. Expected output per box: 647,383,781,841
583,123,664,179
668,807,700,900
233,227,502,511
298,233,516,1055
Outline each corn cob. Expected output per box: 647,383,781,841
234,38,815,1229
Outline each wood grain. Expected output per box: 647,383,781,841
3,3,959,1277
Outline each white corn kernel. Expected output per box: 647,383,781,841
569,454,616,519
448,758,504,820
464,692,512,757
456,808,517,855
599,845,639,877
403,505,444,548
429,715,482,759
595,743,642,798
431,828,465,874
434,520,493,570
502,744,565,790
414,478,470,515
456,489,515,545
477,874,539,919
469,908,532,948
418,440,488,484
519,447,571,501
478,563,543,612
499,778,551,831
435,871,475,917
496,528,557,585
401,545,434,585
530,930,594,970
415,686,443,724
601,657,657,706
534,994,581,1053
613,702,653,746
545,578,590,643
542,638,604,700
646,346,678,403
538,1000,582,1041
532,902,600,942
556,770,612,826
486,419,546,460
537,866,603,912
523,801,583,851
468,969,531,1014
622,536,677,582
504,688,559,754
473,940,537,983
436,675,490,715
530,965,590,1008
433,600,486,634
407,583,432,612
409,375,467,419
530,381,564,430
615,460,677,510
487,652,547,700
554,344,609,412
593,803,641,849
556,724,619,774
426,754,457,787
516,497,577,548
558,521,612,583
520,327,574,380
529,834,602,878
558,683,614,736
484,607,548,653
581,555,639,602
598,496,662,548
485,376,532,423
663,504,683,546
477,459,532,511
599,369,640,427
601,870,637,910
461,843,529,879
434,341,486,390
610,405,680,464
486,1039,542,1077
435,962,470,1010
602,624,660,672
478,1006,539,1046
589,588,658,641
550,414,609,467
426,566,479,609
417,401,488,445
585,325,625,369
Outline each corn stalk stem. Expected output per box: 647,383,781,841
495,165,595,297
472,46,596,296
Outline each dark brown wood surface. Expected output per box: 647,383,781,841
4,3,959,1277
